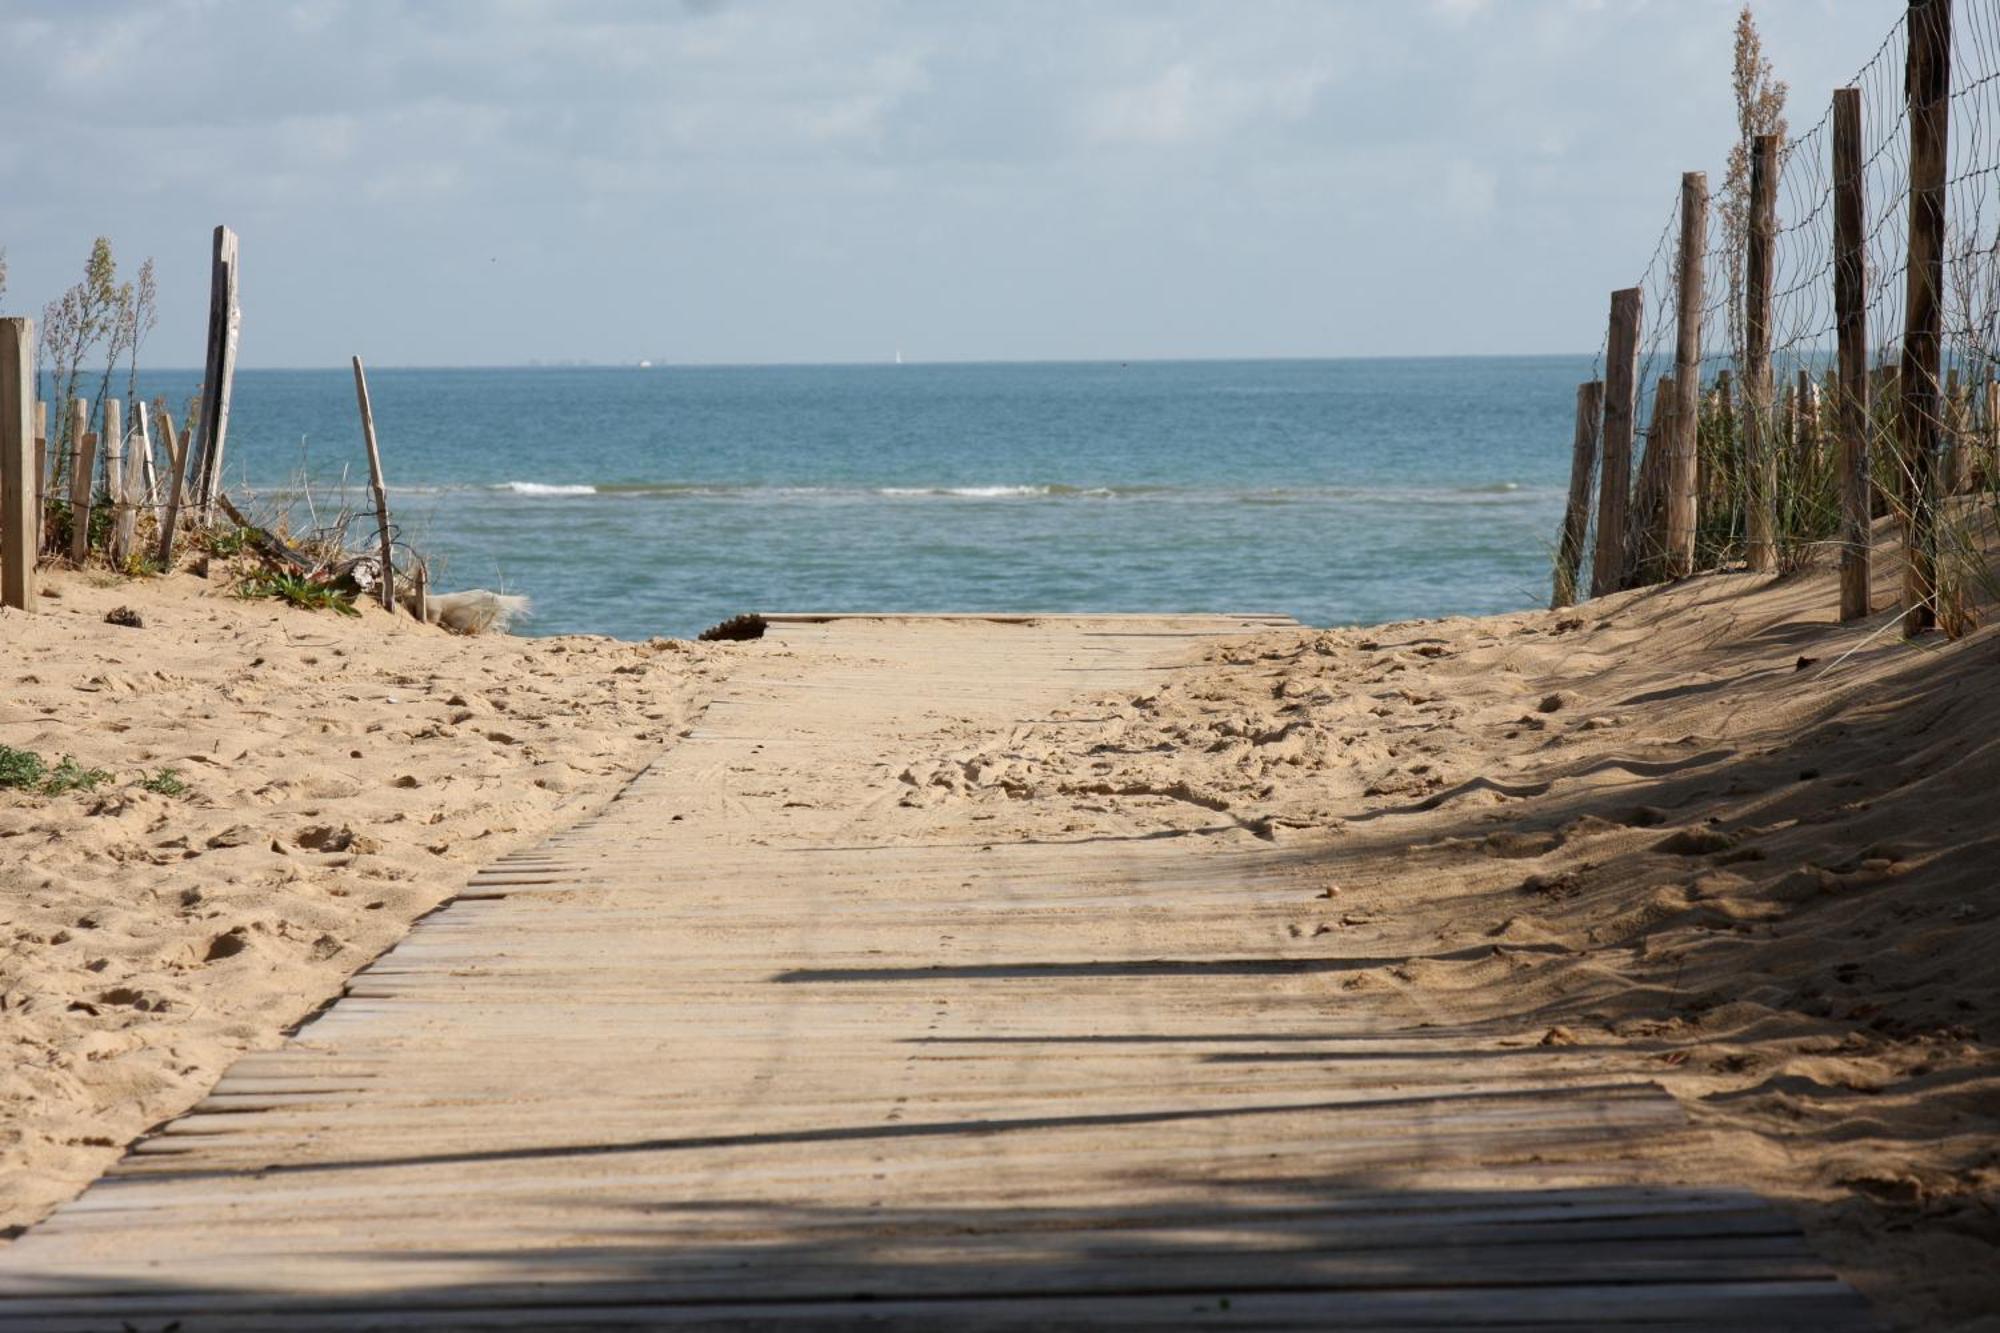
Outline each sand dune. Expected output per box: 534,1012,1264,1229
0,570,731,1235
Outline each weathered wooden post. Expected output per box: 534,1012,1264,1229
1629,375,1676,584
1985,376,1998,489
1900,0,1949,636
0,318,33,612
412,560,430,625
102,398,128,567
1943,373,1967,495
68,400,94,565
1709,367,1736,517
1593,287,1642,598
134,400,158,509
1744,133,1780,572
1552,379,1604,608
351,356,396,612
192,225,240,522
154,407,187,568
31,400,46,560
1667,171,1707,576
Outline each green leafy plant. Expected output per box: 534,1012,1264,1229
139,768,187,797
237,570,359,616
0,746,112,796
200,525,257,558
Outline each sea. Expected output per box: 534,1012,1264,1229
85,357,1587,641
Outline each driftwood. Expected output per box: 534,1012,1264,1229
215,494,318,577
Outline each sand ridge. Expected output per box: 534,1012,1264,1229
0,569,732,1234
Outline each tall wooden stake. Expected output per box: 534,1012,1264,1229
1552,379,1604,609
155,408,187,569
68,400,94,565
31,400,45,559
103,398,128,567
1901,0,1950,635
1630,375,1676,585
1744,133,1780,572
1593,287,1642,598
0,319,32,612
351,357,396,612
1667,171,1707,576
193,225,240,522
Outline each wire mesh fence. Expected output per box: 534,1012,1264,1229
1564,0,1999,637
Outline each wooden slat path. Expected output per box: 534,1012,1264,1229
0,615,1871,1330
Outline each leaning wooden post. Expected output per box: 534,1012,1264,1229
119,402,147,560
102,398,128,567
154,408,187,569
192,225,241,522
0,318,33,612
351,357,396,612
1667,171,1707,576
1899,0,1950,636
1744,133,1780,572
1592,287,1642,598
134,401,158,510
1552,379,1604,608
68,400,94,565
412,560,430,625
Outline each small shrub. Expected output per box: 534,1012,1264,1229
42,756,112,795
0,746,111,796
236,571,359,616
140,767,187,797
0,745,46,791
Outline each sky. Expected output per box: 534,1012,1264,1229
0,0,1904,368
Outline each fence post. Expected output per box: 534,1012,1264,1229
351,357,397,612
103,398,127,567
68,400,94,565
31,400,46,561
1553,379,1604,608
0,319,32,612
1629,375,1676,584
1900,0,1950,635
1667,172,1707,577
155,407,187,568
1744,133,1780,572
193,225,240,522
1593,287,1642,598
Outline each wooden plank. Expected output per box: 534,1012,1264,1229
193,224,240,521
153,406,188,567
1552,380,1602,608
0,319,32,612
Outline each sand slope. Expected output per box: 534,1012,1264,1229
894,559,1999,1329
0,571,730,1234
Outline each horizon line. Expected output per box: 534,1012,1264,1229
111,351,1604,375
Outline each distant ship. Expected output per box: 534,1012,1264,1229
894,348,904,365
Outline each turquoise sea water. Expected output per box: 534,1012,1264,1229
90,358,1587,640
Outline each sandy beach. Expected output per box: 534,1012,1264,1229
1,531,1995,1328
0,570,731,1234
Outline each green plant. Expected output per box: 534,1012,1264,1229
0,745,45,791
201,525,256,558
139,768,187,797
0,746,111,796
237,570,359,616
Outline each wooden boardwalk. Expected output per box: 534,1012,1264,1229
0,616,1871,1330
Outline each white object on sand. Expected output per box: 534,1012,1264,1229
412,590,532,635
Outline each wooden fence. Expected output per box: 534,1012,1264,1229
1555,0,1999,640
